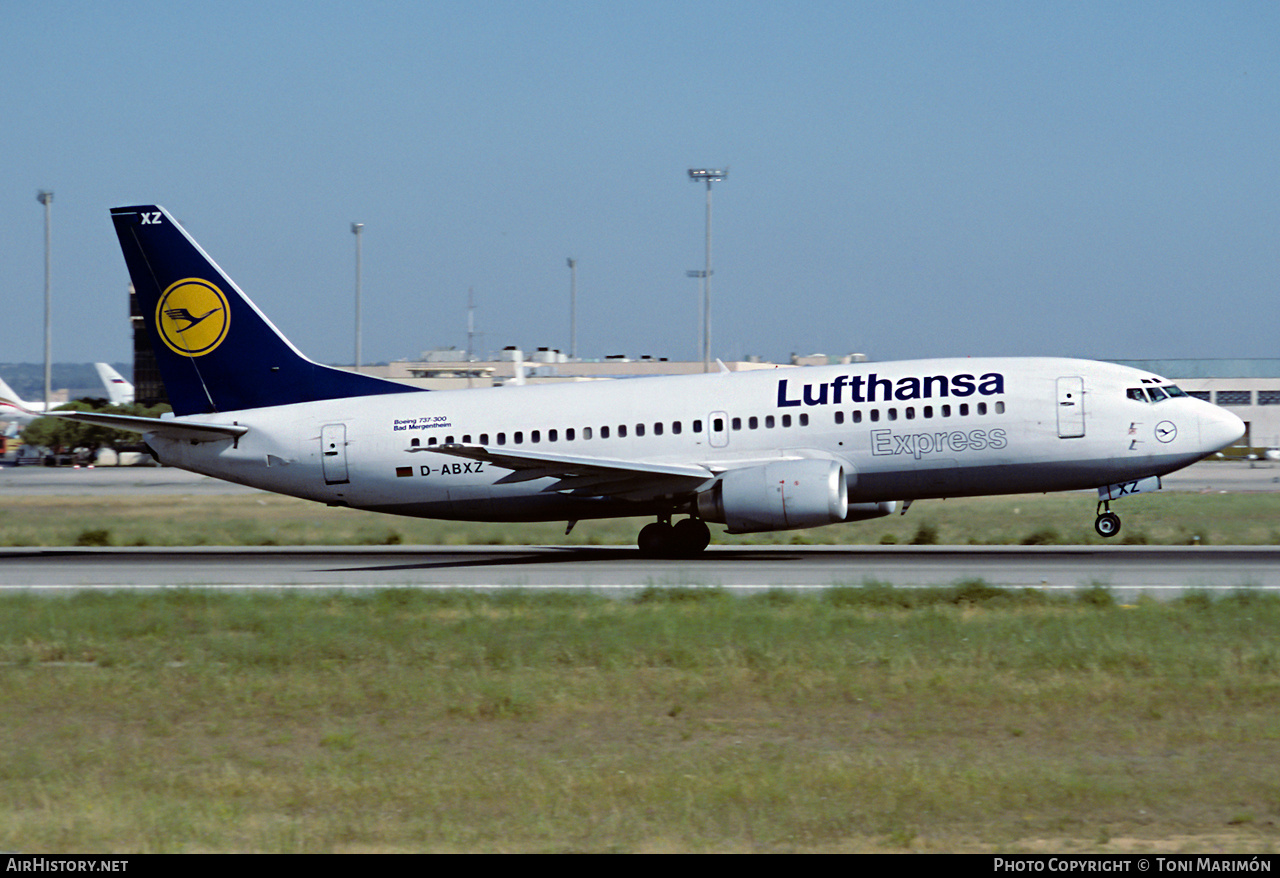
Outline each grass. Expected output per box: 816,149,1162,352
3,587,1280,852
2,489,1280,547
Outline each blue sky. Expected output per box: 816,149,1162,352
4,1,1277,367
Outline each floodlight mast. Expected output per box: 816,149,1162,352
351,222,364,373
567,257,577,360
37,191,53,409
687,168,727,372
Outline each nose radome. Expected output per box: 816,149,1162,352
1202,407,1245,454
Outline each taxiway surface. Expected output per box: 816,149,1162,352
3,457,1279,495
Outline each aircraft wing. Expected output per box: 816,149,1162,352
29,409,248,443
427,444,716,501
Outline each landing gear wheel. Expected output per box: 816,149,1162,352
638,519,710,557
1094,512,1121,539
638,522,673,556
670,518,711,557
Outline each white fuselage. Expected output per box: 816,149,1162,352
141,357,1244,527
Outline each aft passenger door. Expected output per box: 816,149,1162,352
321,423,351,485
1056,377,1085,438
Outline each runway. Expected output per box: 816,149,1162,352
3,459,1278,600
2,545,1277,602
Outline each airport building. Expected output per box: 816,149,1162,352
346,347,795,390
345,348,877,390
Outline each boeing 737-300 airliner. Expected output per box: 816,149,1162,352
20,205,1246,555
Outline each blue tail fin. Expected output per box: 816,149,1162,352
111,205,418,416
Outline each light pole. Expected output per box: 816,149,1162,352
687,168,727,372
351,222,363,372
37,191,53,409
685,268,707,362
566,257,577,360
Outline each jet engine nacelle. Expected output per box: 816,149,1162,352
696,459,849,533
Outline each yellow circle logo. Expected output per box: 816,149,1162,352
156,278,230,357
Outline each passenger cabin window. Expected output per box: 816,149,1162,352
654,422,664,435
732,417,742,431
497,433,506,445
618,425,627,438
480,433,489,444
781,414,792,428
636,424,645,437
799,413,809,426
672,421,682,434
748,416,758,430
693,420,703,433
583,427,592,440
548,429,557,442
834,412,844,425
600,426,610,439
566,428,575,441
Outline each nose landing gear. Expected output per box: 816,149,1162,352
1094,501,1121,538
637,516,711,557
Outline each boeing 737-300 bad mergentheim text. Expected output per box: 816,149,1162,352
16,205,1246,555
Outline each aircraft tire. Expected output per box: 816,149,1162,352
1094,512,1121,539
670,518,711,556
638,522,673,556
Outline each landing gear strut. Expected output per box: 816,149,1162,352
1094,501,1122,538
637,517,711,557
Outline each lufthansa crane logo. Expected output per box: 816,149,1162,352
156,278,230,357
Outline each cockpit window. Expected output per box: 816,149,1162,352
1129,384,1188,403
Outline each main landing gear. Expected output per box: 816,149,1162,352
1094,501,1122,539
637,516,712,558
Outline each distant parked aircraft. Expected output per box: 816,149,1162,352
94,363,135,405
0,363,135,425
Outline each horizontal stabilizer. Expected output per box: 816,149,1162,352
35,409,248,443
